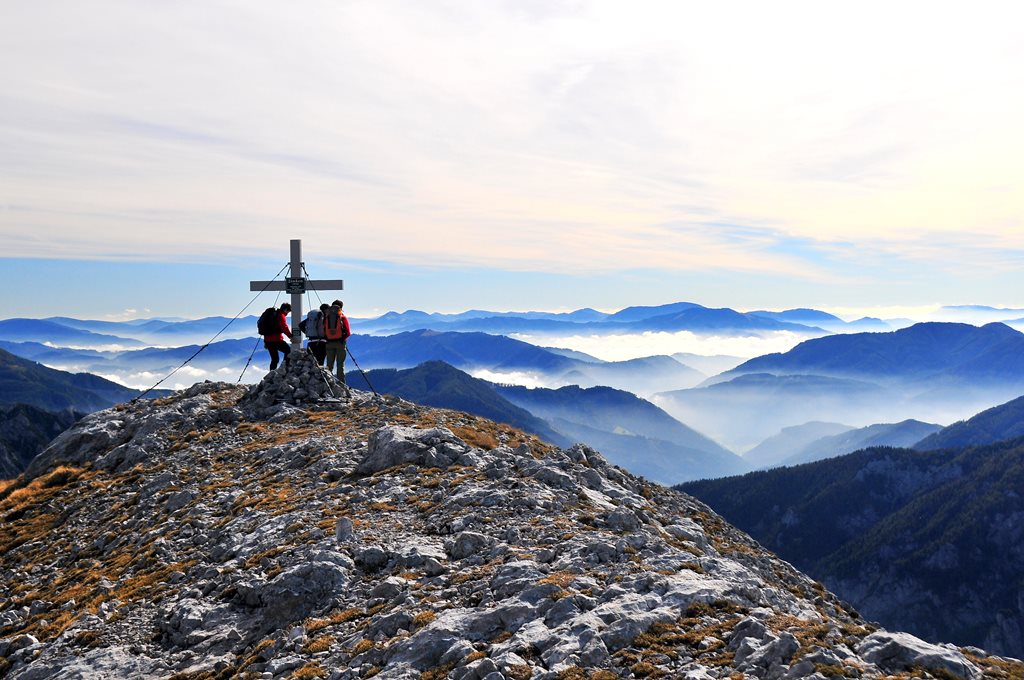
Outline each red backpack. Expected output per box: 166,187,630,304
324,306,348,341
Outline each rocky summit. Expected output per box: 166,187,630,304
0,361,1021,679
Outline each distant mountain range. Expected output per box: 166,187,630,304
743,421,853,469
0,348,159,412
496,383,747,483
354,302,831,336
655,373,894,452
720,322,1024,388
677,436,1024,659
0,319,143,347
779,419,942,467
3,303,1022,351
656,322,1024,451
346,360,743,484
914,394,1024,451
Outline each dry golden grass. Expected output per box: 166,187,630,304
351,638,374,655
463,651,486,664
538,571,577,588
412,611,436,627
630,661,665,678
451,426,499,450
2,466,86,511
504,666,532,680
328,608,365,625
303,635,334,654
289,662,327,679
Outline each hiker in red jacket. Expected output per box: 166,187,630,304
264,302,293,371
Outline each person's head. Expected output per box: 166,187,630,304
332,299,343,308
280,303,291,313
320,303,329,312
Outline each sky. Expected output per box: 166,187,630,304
2,1,1023,320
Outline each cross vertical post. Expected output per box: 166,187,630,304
289,239,303,350
249,240,345,359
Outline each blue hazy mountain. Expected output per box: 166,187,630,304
749,308,845,325
343,361,566,446
349,330,580,373
629,306,822,333
781,419,942,466
914,394,1024,451
346,330,703,396
743,421,854,469
0,348,161,412
722,322,1024,386
604,301,704,323
655,373,893,452
0,341,112,366
670,353,745,377
930,305,1024,324
42,315,257,345
677,438,1024,658
750,309,891,332
556,355,705,395
0,319,142,347
496,383,746,483
342,361,741,483
354,301,826,336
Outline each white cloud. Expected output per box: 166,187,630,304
514,330,810,362
469,369,549,389
1,1,1022,280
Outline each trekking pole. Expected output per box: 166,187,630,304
346,346,378,397
237,337,263,383
312,355,339,400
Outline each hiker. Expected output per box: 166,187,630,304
324,299,351,383
262,302,293,371
301,303,329,367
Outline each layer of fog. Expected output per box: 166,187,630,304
652,383,1024,454
511,330,810,363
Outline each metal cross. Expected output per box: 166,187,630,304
249,239,344,349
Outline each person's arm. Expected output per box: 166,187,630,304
280,312,292,339
342,314,351,340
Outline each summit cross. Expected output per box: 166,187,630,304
249,239,344,349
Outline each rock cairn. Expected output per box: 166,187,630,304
0,382,1020,679
241,348,351,418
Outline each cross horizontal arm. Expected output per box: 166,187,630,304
304,279,344,291
250,281,288,291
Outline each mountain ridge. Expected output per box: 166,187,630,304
0,370,1013,679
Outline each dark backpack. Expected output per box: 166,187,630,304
257,307,278,336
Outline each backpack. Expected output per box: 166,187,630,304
324,306,348,341
303,310,323,340
257,307,278,336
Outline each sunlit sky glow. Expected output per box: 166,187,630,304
1,1,1022,318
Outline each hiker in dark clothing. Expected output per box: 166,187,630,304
264,302,293,371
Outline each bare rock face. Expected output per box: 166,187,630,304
0,382,1019,679
857,631,982,679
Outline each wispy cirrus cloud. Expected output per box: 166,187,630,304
1,0,1022,311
